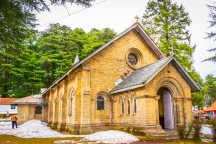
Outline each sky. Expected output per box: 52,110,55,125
36,0,216,80
0,119,213,142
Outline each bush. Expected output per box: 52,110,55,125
205,115,211,120
176,124,193,140
208,119,216,142
192,119,202,142
177,125,185,140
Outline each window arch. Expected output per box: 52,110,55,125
96,95,105,110
120,97,124,114
35,106,42,114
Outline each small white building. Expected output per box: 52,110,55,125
0,98,20,114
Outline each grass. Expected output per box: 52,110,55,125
0,135,83,144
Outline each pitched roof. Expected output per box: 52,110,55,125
10,94,47,105
110,56,200,94
0,98,20,105
42,22,165,96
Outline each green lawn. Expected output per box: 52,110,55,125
0,135,83,144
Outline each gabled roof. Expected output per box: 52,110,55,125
42,23,165,96
0,98,20,105
110,56,200,94
10,94,47,105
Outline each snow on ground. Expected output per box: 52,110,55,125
0,120,82,138
201,125,213,135
0,119,139,143
84,130,139,143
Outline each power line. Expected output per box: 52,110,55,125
37,0,106,28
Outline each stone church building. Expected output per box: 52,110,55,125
42,23,200,134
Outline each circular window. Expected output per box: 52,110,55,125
126,48,143,69
128,53,138,65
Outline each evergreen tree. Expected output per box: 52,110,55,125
203,74,216,105
203,4,216,63
142,0,195,72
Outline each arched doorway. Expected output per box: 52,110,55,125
157,87,174,129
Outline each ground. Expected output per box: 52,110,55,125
0,119,214,143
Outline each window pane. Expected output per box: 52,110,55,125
35,106,42,114
122,101,124,114
128,100,130,114
134,98,137,113
97,96,104,110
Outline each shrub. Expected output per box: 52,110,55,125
176,124,193,140
177,125,185,140
192,119,202,142
208,119,216,142
205,115,211,120
185,123,193,139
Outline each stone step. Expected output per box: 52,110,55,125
147,130,179,139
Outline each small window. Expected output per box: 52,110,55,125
120,97,124,114
97,95,105,110
127,100,130,114
68,98,72,116
35,106,42,114
133,96,137,114
11,105,16,109
128,53,138,65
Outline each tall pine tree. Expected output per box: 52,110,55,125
203,4,216,63
142,0,195,72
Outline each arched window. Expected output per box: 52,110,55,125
68,98,72,116
133,95,137,114
35,106,42,114
97,95,105,110
127,99,130,114
120,97,124,114
68,88,74,117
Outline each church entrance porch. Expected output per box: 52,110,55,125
157,87,174,130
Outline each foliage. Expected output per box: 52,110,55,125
192,119,202,142
0,0,94,97
185,123,193,139
203,74,216,105
176,125,185,140
142,0,195,72
208,119,216,142
176,124,193,140
0,0,37,97
203,4,216,63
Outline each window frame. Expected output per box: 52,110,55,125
120,97,124,115
133,95,137,114
127,99,130,115
35,106,42,114
96,95,105,110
